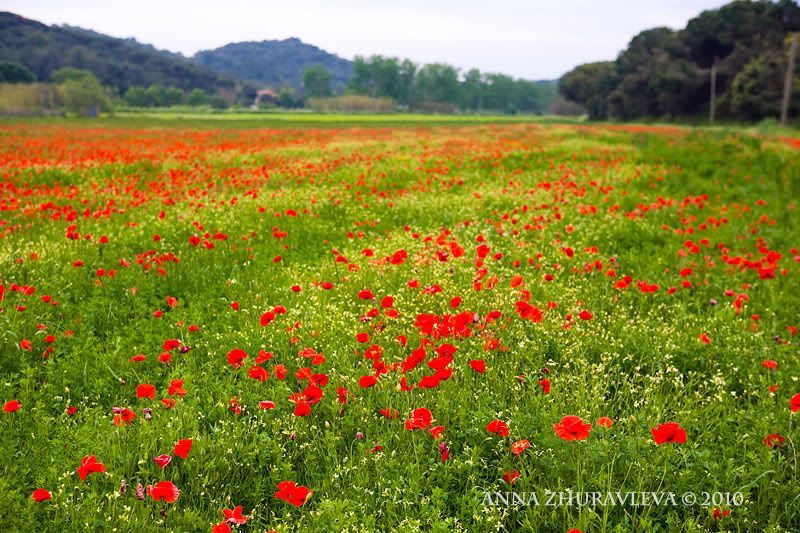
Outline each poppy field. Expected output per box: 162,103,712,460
0,120,799,532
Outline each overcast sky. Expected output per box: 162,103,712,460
5,0,731,79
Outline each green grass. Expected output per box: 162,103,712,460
0,118,798,532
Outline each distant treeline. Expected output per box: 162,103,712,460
560,0,800,121
345,56,558,114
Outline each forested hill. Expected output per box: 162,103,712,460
0,12,231,93
559,0,800,121
192,39,353,92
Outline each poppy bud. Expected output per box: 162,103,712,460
143,408,153,421
290,433,297,441
542,367,549,375
136,483,145,500
356,432,363,440
120,480,127,496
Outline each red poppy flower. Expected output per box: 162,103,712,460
380,407,399,419
578,310,593,320
597,416,613,428
212,524,232,533
275,480,313,506
77,456,106,480
486,420,510,437
20,339,32,351
223,505,248,525
321,281,334,290
154,454,172,469
113,408,137,426
359,375,378,388
554,415,592,441
259,400,276,410
713,508,731,520
168,379,187,397
469,359,486,374
405,407,433,430
651,422,687,444
31,488,51,502
538,378,551,395
764,433,785,448
174,438,193,459
429,425,445,439
227,349,247,368
248,366,270,381
502,470,520,486
761,360,777,370
358,289,375,300
163,339,181,351
147,481,180,503
511,439,530,457
3,400,21,413
791,393,800,413
294,400,311,417
136,384,156,400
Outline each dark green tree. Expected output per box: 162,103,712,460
303,65,332,97
559,62,617,119
123,86,148,107
145,85,167,107
187,88,208,107
164,87,185,106
209,95,229,110
0,61,36,83
277,88,296,108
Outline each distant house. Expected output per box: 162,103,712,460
254,88,278,107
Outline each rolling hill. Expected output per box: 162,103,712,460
192,38,353,92
0,12,231,93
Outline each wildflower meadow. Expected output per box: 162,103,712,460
0,119,798,532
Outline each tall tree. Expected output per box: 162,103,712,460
303,65,332,97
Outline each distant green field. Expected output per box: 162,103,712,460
2,110,583,130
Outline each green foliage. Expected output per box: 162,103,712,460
559,62,617,120
303,65,332,98
0,60,36,83
347,55,556,114
187,88,208,107
123,86,148,107
209,95,229,110
56,70,113,115
193,38,352,93
0,12,230,93
277,87,297,108
560,0,800,121
732,51,800,120
51,67,96,84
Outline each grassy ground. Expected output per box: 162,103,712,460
0,118,798,532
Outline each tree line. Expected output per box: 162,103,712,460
331,56,556,114
560,0,800,121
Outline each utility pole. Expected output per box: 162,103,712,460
780,33,798,126
709,59,717,124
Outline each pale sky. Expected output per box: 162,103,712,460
3,0,731,79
